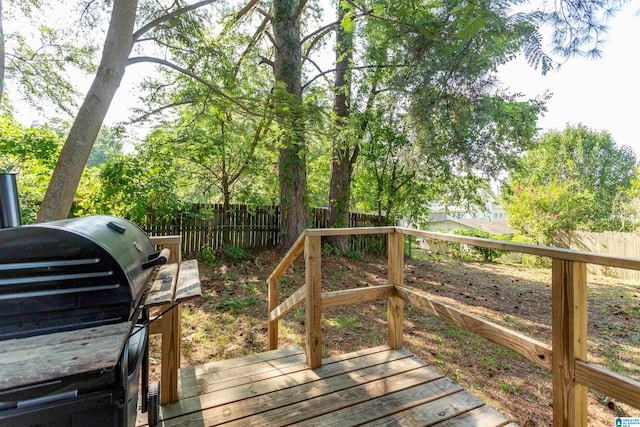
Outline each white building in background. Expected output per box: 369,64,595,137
428,203,506,222
425,199,513,236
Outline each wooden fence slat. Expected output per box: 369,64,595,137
141,204,387,254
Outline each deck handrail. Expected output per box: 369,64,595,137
397,227,640,270
266,226,640,427
266,231,307,349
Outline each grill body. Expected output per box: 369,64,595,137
0,215,159,427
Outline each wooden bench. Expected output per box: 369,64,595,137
146,236,201,405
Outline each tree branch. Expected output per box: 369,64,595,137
303,24,335,57
127,56,269,118
292,0,307,22
301,55,332,91
133,0,216,42
130,99,196,123
303,63,405,90
301,21,337,45
236,14,271,71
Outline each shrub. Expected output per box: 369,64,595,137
453,229,508,262
224,245,250,260
199,245,217,267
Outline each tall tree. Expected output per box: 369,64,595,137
37,0,216,222
503,124,637,242
272,0,308,248
37,0,137,222
327,0,356,252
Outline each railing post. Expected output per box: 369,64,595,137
305,234,323,369
552,259,588,427
268,278,279,350
387,231,404,349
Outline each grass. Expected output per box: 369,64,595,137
325,314,361,329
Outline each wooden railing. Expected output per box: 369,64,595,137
267,227,640,427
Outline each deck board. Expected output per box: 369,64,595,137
137,346,514,427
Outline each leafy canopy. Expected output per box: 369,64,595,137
503,124,637,242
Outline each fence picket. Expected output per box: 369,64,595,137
142,204,386,254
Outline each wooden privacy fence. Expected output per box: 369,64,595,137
142,204,387,255
552,230,640,282
267,227,640,427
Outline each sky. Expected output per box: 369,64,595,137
10,1,640,157
497,1,640,156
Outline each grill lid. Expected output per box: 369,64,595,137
0,215,158,340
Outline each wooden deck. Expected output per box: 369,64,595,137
136,345,515,427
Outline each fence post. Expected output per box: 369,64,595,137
552,259,588,427
268,278,279,350
305,235,323,369
387,231,404,349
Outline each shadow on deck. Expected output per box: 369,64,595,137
136,345,515,426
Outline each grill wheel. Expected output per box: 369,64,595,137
147,381,160,426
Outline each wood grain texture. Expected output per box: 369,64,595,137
174,259,201,302
166,351,421,426
387,232,404,349
0,323,131,391
150,235,181,265
135,346,510,427
575,360,640,409
268,278,279,350
396,286,552,369
149,235,181,246
145,263,178,306
321,285,394,308
305,235,323,369
552,259,588,427
160,302,180,405
269,284,306,322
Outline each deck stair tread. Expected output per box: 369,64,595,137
136,346,515,427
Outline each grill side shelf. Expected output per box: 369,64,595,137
0,322,132,392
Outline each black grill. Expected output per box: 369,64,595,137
0,216,157,340
0,212,163,427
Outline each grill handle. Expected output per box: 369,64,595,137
142,248,170,270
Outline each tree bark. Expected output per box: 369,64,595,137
0,0,5,104
327,0,354,254
37,0,138,222
273,0,308,250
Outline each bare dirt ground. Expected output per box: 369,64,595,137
149,247,640,426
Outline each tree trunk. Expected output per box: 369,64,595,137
0,0,5,104
37,0,138,222
222,177,231,247
327,1,354,254
273,0,307,250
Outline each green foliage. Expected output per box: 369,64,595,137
198,245,218,267
346,250,362,261
224,245,249,261
87,147,183,223
2,2,98,116
213,295,260,312
503,124,637,243
452,229,509,262
86,126,124,169
0,116,63,223
322,242,341,256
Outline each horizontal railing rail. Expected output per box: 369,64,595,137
266,227,640,426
